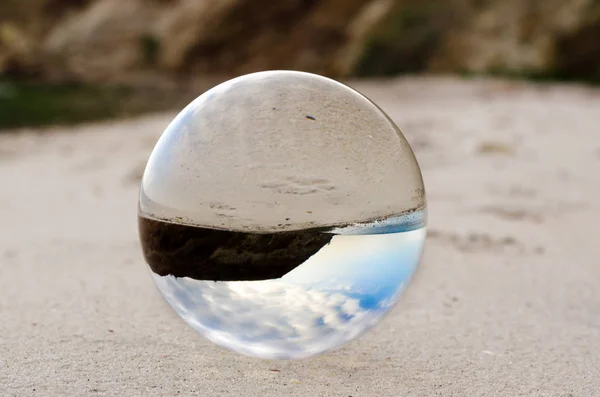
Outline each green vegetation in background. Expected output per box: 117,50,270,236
355,0,600,84
0,82,142,130
0,80,196,131
355,1,451,77
139,34,161,66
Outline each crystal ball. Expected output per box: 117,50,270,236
138,70,426,360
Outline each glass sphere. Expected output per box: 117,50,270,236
138,70,426,360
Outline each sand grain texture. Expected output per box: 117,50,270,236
1,77,599,396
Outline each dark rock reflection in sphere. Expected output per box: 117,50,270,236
138,70,427,360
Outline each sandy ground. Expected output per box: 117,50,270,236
1,77,599,396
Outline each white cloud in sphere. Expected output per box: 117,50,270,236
153,229,426,359
155,276,398,359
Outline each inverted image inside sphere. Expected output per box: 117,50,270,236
139,70,425,232
137,71,428,360
151,226,427,359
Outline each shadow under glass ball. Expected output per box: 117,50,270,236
138,70,426,360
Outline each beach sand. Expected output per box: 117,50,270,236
1,77,599,396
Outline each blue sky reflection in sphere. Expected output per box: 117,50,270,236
154,225,425,359
138,70,427,360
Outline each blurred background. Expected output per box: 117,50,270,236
1,0,599,129
2,2,600,394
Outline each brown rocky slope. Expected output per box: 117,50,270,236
1,0,599,83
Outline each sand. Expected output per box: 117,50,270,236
1,76,599,396
140,71,425,233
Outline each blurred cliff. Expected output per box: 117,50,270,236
0,0,391,84
1,0,599,129
2,0,599,83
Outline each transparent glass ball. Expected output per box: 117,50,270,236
138,70,426,360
